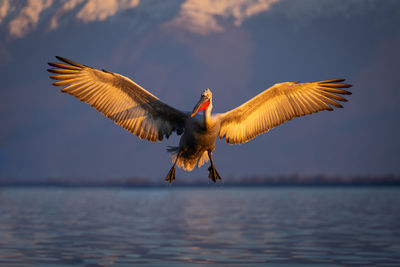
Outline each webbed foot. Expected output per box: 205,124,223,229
208,165,222,183
165,165,176,184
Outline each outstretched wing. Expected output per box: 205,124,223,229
219,79,352,144
48,56,187,142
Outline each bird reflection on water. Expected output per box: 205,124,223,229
0,187,399,266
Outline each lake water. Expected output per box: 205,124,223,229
0,187,399,266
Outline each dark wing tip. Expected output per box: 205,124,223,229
48,62,58,68
318,78,353,95
49,75,61,80
55,56,85,68
55,56,72,64
321,79,346,83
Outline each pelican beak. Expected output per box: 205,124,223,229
191,96,210,117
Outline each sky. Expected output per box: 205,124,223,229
0,0,399,181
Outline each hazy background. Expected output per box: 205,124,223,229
0,0,399,181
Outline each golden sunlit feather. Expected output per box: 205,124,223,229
48,57,186,142
219,80,352,144
48,57,352,182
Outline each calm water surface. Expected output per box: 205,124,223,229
0,187,399,266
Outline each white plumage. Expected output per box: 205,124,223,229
48,57,352,183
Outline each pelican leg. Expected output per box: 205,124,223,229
165,164,176,184
165,152,180,184
207,151,222,183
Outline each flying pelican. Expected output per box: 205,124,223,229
48,57,352,183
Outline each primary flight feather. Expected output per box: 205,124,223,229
48,57,352,183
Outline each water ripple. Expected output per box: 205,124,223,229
0,187,399,266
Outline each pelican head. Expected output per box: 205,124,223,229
191,89,212,117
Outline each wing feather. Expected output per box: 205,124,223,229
48,57,187,142
219,80,352,144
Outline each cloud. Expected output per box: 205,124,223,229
2,0,398,38
8,0,53,38
166,0,279,35
5,0,142,37
76,0,140,23
49,0,84,30
165,0,400,34
0,0,10,24
2,0,281,38
276,0,378,22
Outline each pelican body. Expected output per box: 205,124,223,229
48,57,352,183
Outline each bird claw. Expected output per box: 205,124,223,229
165,166,176,184
208,165,222,183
